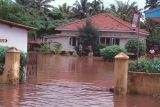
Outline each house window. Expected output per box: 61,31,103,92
106,38,110,45
100,37,120,45
115,39,120,45
113,38,120,45
100,37,105,44
69,37,77,46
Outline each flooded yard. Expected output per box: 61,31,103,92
0,55,160,107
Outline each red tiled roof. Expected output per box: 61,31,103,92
56,13,149,35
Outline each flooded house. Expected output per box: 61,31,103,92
44,13,149,52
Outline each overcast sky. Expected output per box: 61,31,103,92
51,0,146,9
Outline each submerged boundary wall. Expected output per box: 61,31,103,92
114,52,160,96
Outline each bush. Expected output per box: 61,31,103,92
129,59,160,73
50,42,62,54
19,52,27,81
94,44,107,56
37,44,51,54
0,46,8,63
0,64,3,74
100,45,126,61
125,38,146,56
0,46,8,74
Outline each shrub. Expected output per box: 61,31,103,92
0,46,7,63
0,46,8,74
50,42,62,54
19,52,27,81
94,44,107,56
0,64,3,74
129,59,160,73
37,44,51,54
125,38,146,56
100,45,126,61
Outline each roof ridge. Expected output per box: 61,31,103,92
56,13,107,29
56,13,148,34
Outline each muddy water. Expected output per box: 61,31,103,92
0,55,159,107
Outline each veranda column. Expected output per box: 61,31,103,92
114,52,129,95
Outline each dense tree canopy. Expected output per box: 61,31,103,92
0,0,159,47
145,0,160,9
57,3,72,18
0,0,70,37
107,0,139,22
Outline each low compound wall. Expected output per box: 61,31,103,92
128,72,160,96
114,53,160,96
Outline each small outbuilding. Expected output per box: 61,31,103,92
0,19,36,52
44,13,149,52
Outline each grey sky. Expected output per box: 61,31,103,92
51,0,146,9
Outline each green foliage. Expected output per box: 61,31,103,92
0,46,8,63
147,26,160,46
100,45,126,61
0,0,70,37
72,0,104,19
144,20,160,52
125,38,146,56
78,20,100,55
107,0,139,22
129,59,160,73
37,44,51,53
0,46,8,74
145,0,160,9
19,52,26,81
93,44,106,56
50,42,62,54
0,64,3,74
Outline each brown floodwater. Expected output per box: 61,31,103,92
0,55,160,107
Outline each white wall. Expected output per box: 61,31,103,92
119,38,128,48
47,37,75,51
0,23,28,52
46,30,147,52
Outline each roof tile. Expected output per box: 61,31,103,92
56,13,148,34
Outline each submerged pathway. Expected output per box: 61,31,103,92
0,56,159,107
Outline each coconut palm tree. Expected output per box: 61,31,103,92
109,0,139,22
57,3,72,18
90,0,104,15
58,3,71,14
145,0,160,9
32,0,54,13
72,0,91,19
15,0,32,6
16,0,54,13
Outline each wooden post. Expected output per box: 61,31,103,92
114,52,129,95
1,47,20,85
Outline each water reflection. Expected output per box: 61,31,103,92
37,56,114,88
0,55,159,107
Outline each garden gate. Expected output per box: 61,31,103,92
26,52,38,78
